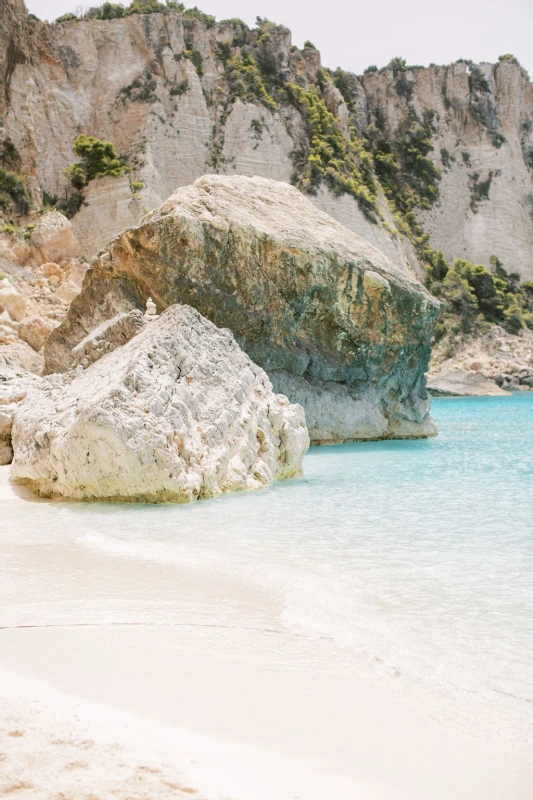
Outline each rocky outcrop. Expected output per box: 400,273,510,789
427,370,511,397
0,240,89,376
429,324,533,392
45,175,441,443
29,211,81,266
360,61,533,280
0,367,40,465
11,304,309,502
0,233,30,266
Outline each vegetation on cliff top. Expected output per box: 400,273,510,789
32,3,533,339
285,82,378,219
55,1,211,23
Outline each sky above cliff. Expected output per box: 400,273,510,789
27,0,533,78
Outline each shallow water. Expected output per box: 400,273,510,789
2,393,533,746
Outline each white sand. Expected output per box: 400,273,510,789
1,465,533,799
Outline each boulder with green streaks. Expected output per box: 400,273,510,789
45,175,442,442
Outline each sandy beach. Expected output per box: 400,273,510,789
2,464,533,799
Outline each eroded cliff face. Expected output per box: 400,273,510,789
360,62,533,280
1,5,532,280
0,6,432,275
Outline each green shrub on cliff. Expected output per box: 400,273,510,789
387,57,407,76
55,12,78,23
426,252,533,335
183,6,215,26
79,1,186,20
66,1,219,22
330,68,360,113
366,109,440,253
468,66,490,95
225,51,277,111
0,139,22,172
468,171,493,212
119,69,158,102
64,135,129,189
497,54,520,66
0,167,30,215
84,3,126,18
285,83,378,219
387,59,414,100
183,49,204,76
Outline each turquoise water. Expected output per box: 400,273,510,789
2,393,533,742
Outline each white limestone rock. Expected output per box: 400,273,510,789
11,304,309,502
0,233,30,267
429,324,533,390
270,371,438,443
0,410,13,465
54,279,83,304
0,369,42,465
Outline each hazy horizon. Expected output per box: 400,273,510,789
25,0,533,79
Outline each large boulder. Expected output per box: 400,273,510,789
18,315,55,352
45,175,442,443
11,304,309,502
0,278,26,321
29,211,81,266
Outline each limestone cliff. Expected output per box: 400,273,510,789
45,175,441,443
2,3,531,282
359,61,533,280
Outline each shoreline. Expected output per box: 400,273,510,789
2,622,533,800
2,462,533,799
